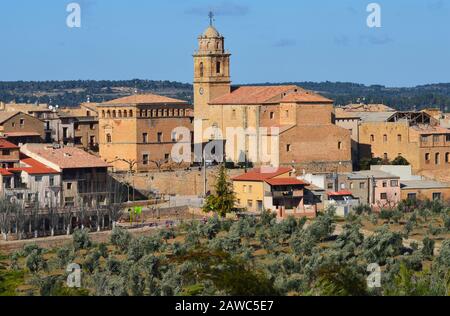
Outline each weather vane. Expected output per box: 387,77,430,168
208,11,215,26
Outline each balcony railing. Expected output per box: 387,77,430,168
265,190,303,198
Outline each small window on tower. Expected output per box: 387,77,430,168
199,62,204,77
216,62,221,74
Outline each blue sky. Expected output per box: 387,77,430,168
0,0,449,86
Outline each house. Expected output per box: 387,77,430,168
232,167,313,218
400,180,450,202
0,154,61,209
57,111,99,152
324,190,360,217
0,138,20,168
97,94,194,172
20,144,113,208
0,111,45,145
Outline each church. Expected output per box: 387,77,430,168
193,18,352,173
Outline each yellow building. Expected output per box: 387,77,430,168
357,111,450,172
98,94,193,172
232,167,309,216
400,180,450,201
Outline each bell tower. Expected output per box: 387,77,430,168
193,12,231,131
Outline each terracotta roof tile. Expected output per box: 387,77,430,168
8,155,59,175
280,92,333,103
327,190,353,196
0,138,19,149
103,94,187,105
21,144,110,170
265,178,308,186
232,167,293,181
210,85,302,105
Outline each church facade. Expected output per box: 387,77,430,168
193,22,352,173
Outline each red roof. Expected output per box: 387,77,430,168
0,138,19,149
280,92,333,103
265,178,308,186
327,190,353,196
0,169,13,176
3,132,41,137
232,167,293,181
8,155,59,175
210,85,301,105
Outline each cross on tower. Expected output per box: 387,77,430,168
208,11,214,26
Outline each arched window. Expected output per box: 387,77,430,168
129,110,133,117
216,61,221,74
199,62,204,77
216,42,220,50
112,110,116,118
106,134,112,144
435,153,440,165
425,153,430,162
118,110,122,118
107,110,111,118
140,109,143,117
124,110,128,118
338,142,342,150
102,110,105,118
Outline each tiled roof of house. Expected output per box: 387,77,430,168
102,94,187,105
210,85,301,105
0,111,20,124
21,144,110,170
0,169,13,176
280,92,333,103
327,190,353,196
265,178,308,186
232,167,293,181
8,155,59,175
400,180,450,190
0,138,19,149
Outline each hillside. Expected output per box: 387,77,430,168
1,80,450,111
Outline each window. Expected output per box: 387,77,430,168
446,134,450,142
232,109,236,119
143,154,149,165
380,193,388,200
359,182,366,189
383,153,388,161
349,182,354,189
143,133,148,143
64,197,75,207
397,134,402,142
20,118,25,127
446,153,450,164
199,62,204,77
433,135,440,143
67,183,72,190
157,132,163,143
340,183,346,190
106,133,112,144
270,112,275,119
2,149,10,156
435,153,440,165
432,192,442,201
237,199,241,205
421,135,429,142
338,142,342,150
171,131,177,142
407,193,417,200
286,144,291,152
370,135,375,142
35,176,42,182
49,176,54,187
382,181,388,188
164,153,170,160
327,183,334,190
425,153,430,162
216,61,221,74
383,134,387,143
247,200,253,208
243,185,247,193
90,123,95,130
390,180,399,187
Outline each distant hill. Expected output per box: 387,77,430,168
1,80,450,112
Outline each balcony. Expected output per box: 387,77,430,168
265,190,303,198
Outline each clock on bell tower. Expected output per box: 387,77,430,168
193,12,231,132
